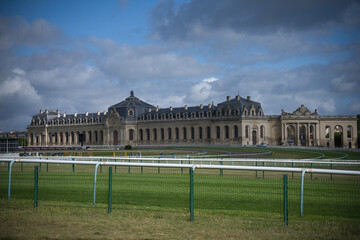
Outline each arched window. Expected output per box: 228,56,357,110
207,126,211,139
88,131,92,143
95,131,98,143
175,128,179,140
199,127,203,139
191,127,195,139
325,126,330,139
347,126,352,138
168,128,172,140
234,125,239,139
183,127,187,140
153,129,157,141
65,132,69,143
139,129,143,141
161,128,165,140
225,126,229,139
146,129,150,141
260,126,265,138
216,126,220,139
129,129,134,141
245,126,249,138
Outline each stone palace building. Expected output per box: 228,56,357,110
27,91,358,148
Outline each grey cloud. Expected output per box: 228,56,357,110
0,16,65,50
150,0,360,40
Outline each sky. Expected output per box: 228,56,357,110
0,0,359,131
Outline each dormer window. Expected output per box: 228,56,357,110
128,109,134,116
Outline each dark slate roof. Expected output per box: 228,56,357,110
217,96,262,115
108,91,156,120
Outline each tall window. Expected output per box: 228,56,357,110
176,128,179,140
161,128,165,140
183,127,187,140
216,126,220,139
260,126,264,138
153,129,157,141
191,127,195,139
199,127,203,139
168,128,172,140
146,129,150,141
225,126,229,139
347,126,352,138
234,126,238,139
139,129,143,141
129,129,134,141
207,126,211,139
245,126,249,138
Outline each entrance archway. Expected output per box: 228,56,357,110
113,130,118,145
299,125,306,146
252,131,257,145
287,125,295,146
334,125,343,147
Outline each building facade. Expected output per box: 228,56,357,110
27,91,358,148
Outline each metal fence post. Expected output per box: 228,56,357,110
128,159,131,174
181,160,183,175
262,162,265,179
108,167,112,214
8,160,16,201
220,161,223,177
189,167,195,222
115,159,117,174
300,170,307,217
141,160,143,174
255,162,258,178
283,174,288,226
93,163,101,206
158,160,160,174
292,162,294,179
72,158,75,173
34,166,38,208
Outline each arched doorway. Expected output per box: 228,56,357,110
113,130,118,145
287,125,295,146
252,130,257,145
334,125,343,147
299,125,306,146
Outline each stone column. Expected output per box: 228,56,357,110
307,123,310,146
296,123,300,146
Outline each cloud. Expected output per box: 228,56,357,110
0,68,41,124
0,16,65,50
150,0,360,40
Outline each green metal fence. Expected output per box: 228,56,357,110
0,161,359,225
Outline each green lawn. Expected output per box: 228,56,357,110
1,147,360,239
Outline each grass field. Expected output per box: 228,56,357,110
1,147,360,239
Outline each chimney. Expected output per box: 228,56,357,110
208,103,212,108
236,95,240,101
74,112,77,117
170,106,173,111
40,109,43,114
103,110,107,115
227,96,230,102
155,106,159,112
247,96,251,100
45,109,49,114
200,104,203,109
97,111,100,115
63,113,66,117
184,105,188,110
85,112,88,116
